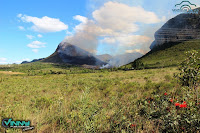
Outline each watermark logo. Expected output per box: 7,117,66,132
2,118,34,132
172,1,198,14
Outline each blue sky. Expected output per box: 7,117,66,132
0,0,200,64
0,0,87,64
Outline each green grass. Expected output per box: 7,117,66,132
125,40,200,69
0,63,199,132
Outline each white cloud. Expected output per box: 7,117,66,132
101,37,116,44
126,49,147,54
26,35,35,39
17,14,22,18
18,26,25,31
63,19,110,54
0,58,8,64
63,2,164,55
73,15,88,23
93,1,165,33
117,35,152,46
66,30,73,35
32,49,39,53
126,49,140,53
37,34,43,38
27,41,46,48
18,15,68,33
63,17,116,53
101,35,151,46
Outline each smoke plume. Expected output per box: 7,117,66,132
62,1,166,67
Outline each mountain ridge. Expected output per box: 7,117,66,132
41,42,106,66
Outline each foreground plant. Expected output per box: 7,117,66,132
175,50,200,106
139,91,199,132
176,50,200,87
137,51,200,132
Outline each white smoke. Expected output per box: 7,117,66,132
100,52,143,68
62,1,166,67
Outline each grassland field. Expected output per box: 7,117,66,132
0,63,199,133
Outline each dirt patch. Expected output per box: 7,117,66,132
0,71,24,75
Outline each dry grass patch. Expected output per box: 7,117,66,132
0,71,24,75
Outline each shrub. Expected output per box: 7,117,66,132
175,50,200,87
132,60,144,70
137,51,200,132
139,90,200,132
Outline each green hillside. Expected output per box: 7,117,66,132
0,61,199,132
125,40,200,69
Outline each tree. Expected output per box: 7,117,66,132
132,60,144,70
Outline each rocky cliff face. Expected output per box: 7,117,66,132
150,11,200,49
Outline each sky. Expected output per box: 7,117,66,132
0,0,200,64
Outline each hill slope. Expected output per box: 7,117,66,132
41,50,63,63
42,43,106,66
125,40,200,69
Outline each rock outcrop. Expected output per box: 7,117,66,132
150,10,200,49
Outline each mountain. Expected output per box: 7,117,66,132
21,58,45,64
41,42,106,66
125,10,200,69
95,54,112,63
150,9,200,49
